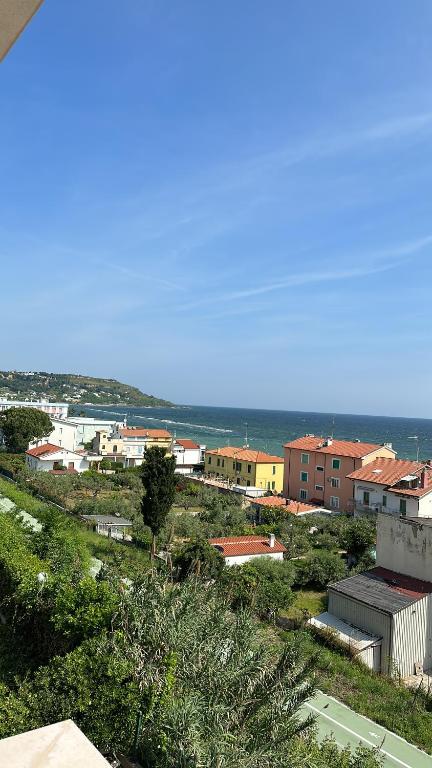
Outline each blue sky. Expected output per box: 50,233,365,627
2,1,432,417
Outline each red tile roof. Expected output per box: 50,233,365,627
26,443,63,458
209,534,286,557
390,482,432,498
250,496,319,515
120,428,171,439
206,446,283,463
347,458,423,486
284,435,395,459
371,567,432,599
175,439,200,449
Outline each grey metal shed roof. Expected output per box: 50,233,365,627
329,569,428,615
81,515,132,526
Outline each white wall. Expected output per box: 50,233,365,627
376,514,432,582
173,446,202,467
26,450,90,473
224,552,284,566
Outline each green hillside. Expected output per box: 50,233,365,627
0,371,174,407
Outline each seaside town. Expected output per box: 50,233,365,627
2,3,432,768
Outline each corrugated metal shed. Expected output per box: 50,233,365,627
308,612,381,651
330,570,426,614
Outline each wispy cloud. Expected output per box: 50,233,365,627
176,234,432,312
98,260,182,291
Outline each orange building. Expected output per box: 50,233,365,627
283,435,396,512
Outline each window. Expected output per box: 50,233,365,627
271,481,275,490
247,480,251,487
315,484,324,491
330,477,340,488
383,495,387,507
217,458,220,467
267,481,271,490
113,445,118,453
236,462,242,471
301,453,309,464
272,465,276,475
330,496,340,509
247,464,251,473
233,462,236,470
222,459,225,468
332,458,341,470
208,456,211,464
300,471,308,482
400,499,407,516
300,489,308,500
363,491,370,505
102,444,106,450
316,465,324,472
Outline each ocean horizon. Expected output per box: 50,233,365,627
79,403,432,462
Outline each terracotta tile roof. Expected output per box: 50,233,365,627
206,446,283,463
390,482,432,498
26,443,63,458
371,567,432,599
347,457,423,486
250,496,319,514
284,435,395,459
120,428,171,439
209,534,286,557
175,439,200,449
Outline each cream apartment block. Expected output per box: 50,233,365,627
283,435,396,512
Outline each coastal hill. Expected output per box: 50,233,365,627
0,371,174,407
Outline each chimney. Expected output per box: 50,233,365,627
269,533,275,548
420,469,429,489
325,438,333,447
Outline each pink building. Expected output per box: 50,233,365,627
283,435,396,512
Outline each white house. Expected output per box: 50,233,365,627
347,458,432,518
309,513,432,678
26,443,97,473
209,534,286,566
172,438,205,474
30,417,123,453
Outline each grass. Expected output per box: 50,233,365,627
0,477,151,575
283,628,432,755
282,589,327,621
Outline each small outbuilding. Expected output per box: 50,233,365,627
81,514,133,541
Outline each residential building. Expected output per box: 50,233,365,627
347,458,432,518
0,0,44,62
0,398,69,419
0,719,110,768
172,438,205,474
250,495,330,519
29,417,123,453
26,443,98,473
205,446,284,493
309,513,432,677
209,533,286,566
93,426,172,467
283,435,396,512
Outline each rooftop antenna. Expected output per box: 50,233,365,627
408,436,420,462
244,422,249,448
124,413,127,427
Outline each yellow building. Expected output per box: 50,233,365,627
205,446,284,493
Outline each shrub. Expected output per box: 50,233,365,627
295,550,346,590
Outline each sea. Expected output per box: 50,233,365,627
78,404,432,462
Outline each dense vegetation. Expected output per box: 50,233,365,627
0,453,429,763
0,407,53,452
0,370,173,406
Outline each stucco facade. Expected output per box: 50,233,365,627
205,446,284,493
283,436,395,512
